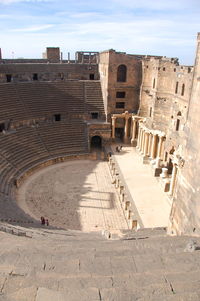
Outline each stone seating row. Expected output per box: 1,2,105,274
16,81,85,118
0,119,88,196
84,81,105,116
0,80,104,122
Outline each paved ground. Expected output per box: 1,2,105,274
111,144,171,228
17,160,129,232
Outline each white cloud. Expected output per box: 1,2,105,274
0,0,51,4
0,14,11,18
0,0,198,65
71,12,102,18
111,0,200,11
11,24,54,32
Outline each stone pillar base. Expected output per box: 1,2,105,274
131,139,137,147
163,179,170,192
160,167,168,178
152,167,162,177
142,155,150,164
123,137,130,144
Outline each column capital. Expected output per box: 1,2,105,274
158,133,165,139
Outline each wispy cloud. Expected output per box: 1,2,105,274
11,24,54,32
111,0,200,11
0,13,12,18
0,0,51,4
71,12,102,18
0,0,198,64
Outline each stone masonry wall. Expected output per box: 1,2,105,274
99,50,142,122
0,63,99,82
168,33,200,236
139,56,193,158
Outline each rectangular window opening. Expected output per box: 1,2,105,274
149,107,152,117
33,73,38,81
176,119,180,131
0,123,5,132
54,114,61,121
116,91,126,98
6,74,12,82
89,74,95,80
175,82,179,94
153,78,156,89
116,102,125,109
91,112,98,119
181,84,185,96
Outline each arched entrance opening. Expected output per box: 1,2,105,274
91,135,102,149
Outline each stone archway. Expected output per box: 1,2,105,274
91,135,102,149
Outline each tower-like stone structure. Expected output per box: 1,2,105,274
168,33,200,235
46,47,60,62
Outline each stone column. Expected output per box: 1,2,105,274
138,128,143,152
111,116,116,139
148,133,152,156
144,132,150,156
169,163,178,196
140,129,144,153
157,135,164,158
151,133,157,159
124,117,129,139
131,118,137,145
141,129,146,154
137,127,142,150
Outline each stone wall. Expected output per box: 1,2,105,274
139,56,193,164
0,63,99,82
88,122,111,146
168,33,200,236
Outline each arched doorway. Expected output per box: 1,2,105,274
91,136,102,149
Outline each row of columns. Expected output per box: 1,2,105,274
111,114,178,198
137,122,178,197
136,124,165,162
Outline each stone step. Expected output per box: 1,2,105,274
137,292,200,301
2,277,200,301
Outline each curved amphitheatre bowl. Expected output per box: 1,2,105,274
0,80,127,233
1,153,128,233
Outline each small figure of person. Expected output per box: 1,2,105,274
41,216,45,225
116,146,119,152
119,145,123,151
46,219,49,226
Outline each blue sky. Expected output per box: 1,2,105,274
0,0,199,65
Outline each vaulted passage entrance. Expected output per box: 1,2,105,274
91,135,102,148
